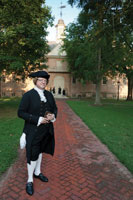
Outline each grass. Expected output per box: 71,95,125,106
0,97,24,177
67,99,133,174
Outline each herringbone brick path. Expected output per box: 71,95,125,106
0,100,133,200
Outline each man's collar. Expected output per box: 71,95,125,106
34,86,44,93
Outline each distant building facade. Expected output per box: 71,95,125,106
45,18,128,99
0,18,128,99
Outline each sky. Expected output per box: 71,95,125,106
45,0,81,41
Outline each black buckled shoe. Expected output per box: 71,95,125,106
34,173,48,182
26,182,34,195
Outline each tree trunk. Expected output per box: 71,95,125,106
127,76,133,100
95,48,101,105
95,80,101,105
0,78,1,98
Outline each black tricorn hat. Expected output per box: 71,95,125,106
29,71,50,79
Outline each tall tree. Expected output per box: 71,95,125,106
116,0,133,100
63,18,118,97
108,0,133,100
0,0,53,78
64,1,118,104
113,36,133,100
66,0,133,102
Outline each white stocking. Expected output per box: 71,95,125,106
34,153,42,176
27,161,37,183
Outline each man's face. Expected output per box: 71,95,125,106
36,77,47,90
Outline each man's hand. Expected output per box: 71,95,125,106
46,113,55,121
40,117,50,124
40,112,55,124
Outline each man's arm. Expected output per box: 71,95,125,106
18,93,39,125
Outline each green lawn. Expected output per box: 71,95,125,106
0,97,23,177
67,99,133,174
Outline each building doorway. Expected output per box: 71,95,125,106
53,76,64,95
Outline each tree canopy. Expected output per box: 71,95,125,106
0,0,53,77
63,0,133,102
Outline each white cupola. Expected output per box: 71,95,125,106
55,19,65,43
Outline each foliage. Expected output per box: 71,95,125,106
63,20,118,83
109,1,133,100
65,0,133,101
0,0,53,76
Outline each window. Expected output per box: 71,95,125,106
1,76,5,82
123,77,127,85
72,77,76,84
102,77,107,84
12,92,15,96
92,80,96,84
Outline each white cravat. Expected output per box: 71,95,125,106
34,86,47,102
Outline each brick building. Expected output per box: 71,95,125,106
0,18,128,99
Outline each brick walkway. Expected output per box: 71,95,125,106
0,100,133,200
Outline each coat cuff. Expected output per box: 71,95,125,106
37,116,44,126
51,114,56,123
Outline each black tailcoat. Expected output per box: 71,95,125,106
18,89,57,164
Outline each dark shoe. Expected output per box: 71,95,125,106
34,173,48,182
26,182,34,195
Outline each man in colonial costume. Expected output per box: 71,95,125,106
18,71,57,195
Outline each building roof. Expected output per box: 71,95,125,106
48,42,66,57
48,41,58,51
